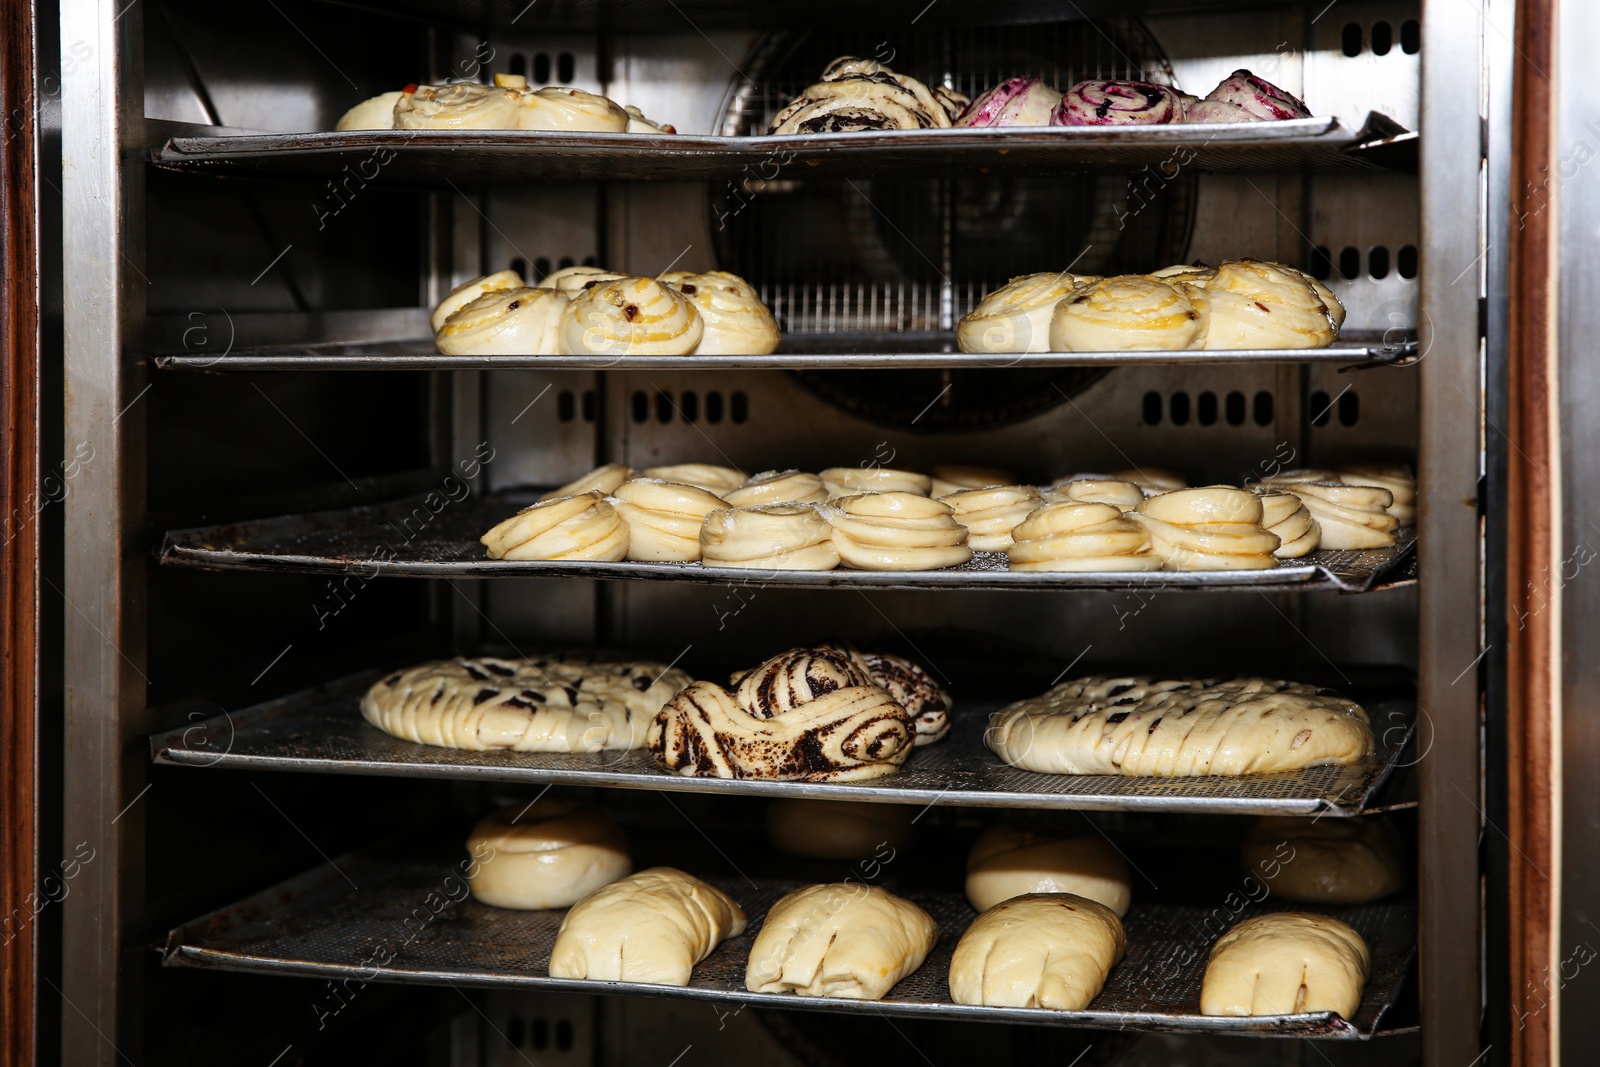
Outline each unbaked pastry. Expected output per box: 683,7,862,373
948,894,1126,1010
432,270,525,333
362,653,691,752
336,90,404,131
769,57,954,134
955,77,1062,128
1111,467,1187,495
1200,913,1369,1018
1243,815,1405,904
986,675,1374,777
539,265,630,292
610,478,729,562
624,104,676,134
929,464,1018,498
1338,464,1416,526
1204,70,1312,121
548,867,746,986
1053,80,1183,126
766,799,916,859
957,273,1090,354
1044,477,1145,511
846,647,951,745
1251,487,1322,558
518,86,629,132
435,286,570,356
940,485,1043,551
827,492,973,571
746,883,936,1000
480,491,630,561
1262,474,1398,550
724,470,830,507
1049,276,1204,352
1005,502,1159,572
659,271,781,355
641,463,747,495
966,825,1131,916
700,504,839,570
1131,486,1281,570
394,82,522,130
1183,99,1263,124
466,798,631,909
1199,260,1343,350
540,464,635,502
561,277,704,357
819,467,933,498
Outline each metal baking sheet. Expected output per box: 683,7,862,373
158,492,1418,594
150,669,1414,816
152,332,1417,372
151,118,1397,186
162,853,1414,1038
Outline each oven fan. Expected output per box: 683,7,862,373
713,20,1196,433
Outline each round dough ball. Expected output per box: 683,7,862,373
766,799,916,860
1242,815,1405,904
965,825,1131,915
467,799,631,910
335,91,403,131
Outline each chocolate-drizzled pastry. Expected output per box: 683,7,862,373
1053,80,1183,126
769,56,953,134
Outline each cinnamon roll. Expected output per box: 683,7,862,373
432,270,525,333
539,265,630,292
1053,80,1183,126
1198,260,1343,350
659,270,781,355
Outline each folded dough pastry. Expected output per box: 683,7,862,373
480,491,630,561
819,467,932,498
540,463,635,502
986,675,1374,777
518,86,629,132
766,799,916,859
561,277,704,356
1251,487,1322,557
955,77,1061,128
1243,815,1406,904
641,463,747,495
433,270,525,333
435,286,570,356
1337,464,1416,526
769,57,953,134
1201,913,1369,1018
1045,477,1146,511
1183,99,1262,124
1261,474,1398,550
828,492,973,571
700,504,839,570
724,469,829,507
395,82,523,130
966,825,1131,915
948,894,1126,1010
1198,260,1343,350
1053,80,1183,126
1204,70,1312,121
467,799,631,909
957,273,1089,354
930,464,1018,497
1050,276,1204,352
659,271,781,355
548,867,746,987
336,90,404,131
1110,467,1187,495
746,884,937,1000
1005,502,1159,572
362,653,691,752
940,485,1043,551
1131,486,1280,570
611,478,729,562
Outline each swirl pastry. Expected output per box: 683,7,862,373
986,675,1374,777
842,646,952,745
956,77,1062,127
466,799,631,910
940,485,1043,551
480,491,630,561
1251,487,1322,557
1204,70,1312,122
335,90,404,131
648,676,915,782
930,464,1017,497
641,463,747,495
1005,502,1159,572
730,644,873,713
394,82,523,130
361,653,691,753
1183,99,1263,124
935,85,972,121
1339,464,1417,525
767,799,916,859
659,271,781,355
561,277,704,357
432,270,525,333
611,478,729,562
819,467,933,498
828,492,973,571
1199,259,1343,350
770,57,953,134
1262,474,1398,549
700,504,840,570
1044,477,1145,511
517,86,629,132
539,265,630,292
746,883,936,1001
949,894,1126,1011
540,463,634,502
1243,815,1406,905
1201,914,1368,1019
966,825,1131,916
957,272,1090,354
724,469,829,507
1053,80,1182,126
549,868,746,987
1131,486,1280,570
435,286,570,356
1050,276,1204,352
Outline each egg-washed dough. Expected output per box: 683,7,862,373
1005,502,1159,572
548,867,746,986
335,90,405,131
610,478,729,562
517,86,629,132
432,270,525,333
1252,487,1322,558
965,825,1131,916
395,82,523,130
766,799,916,859
435,286,570,356
746,883,936,1000
1243,815,1405,904
466,798,631,909
940,485,1043,551
819,467,933,498
480,491,630,561
1262,474,1398,550
1198,260,1343,351
540,265,630,292
700,504,839,570
561,277,704,357
985,676,1374,777
930,464,1018,497
827,492,973,571
724,469,830,507
361,653,692,752
1050,276,1204,352
540,464,635,502
948,893,1126,1010
1201,912,1370,1018
1338,464,1416,526
956,273,1091,354
1045,477,1145,511
641,463,747,495
659,270,781,355
1132,486,1280,570
1110,467,1187,495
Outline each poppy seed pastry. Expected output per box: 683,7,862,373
746,883,936,1000
965,825,1131,915
1201,913,1369,1018
548,868,746,986
769,57,953,134
948,893,1126,1010
466,799,631,910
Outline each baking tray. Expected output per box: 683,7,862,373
151,117,1401,186
158,492,1418,594
152,331,1418,372
162,852,1414,1038
150,669,1415,816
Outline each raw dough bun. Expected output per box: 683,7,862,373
965,825,1131,916
466,799,631,909
948,894,1126,1010
1110,467,1187,495
819,467,932,498
395,82,522,130
435,286,569,355
1204,70,1312,121
336,91,403,131
930,464,1018,498
517,87,629,132
1005,502,1159,572
659,271,781,355
1201,913,1369,1018
561,277,704,356
768,58,952,135
1049,276,1203,352
1251,487,1322,558
540,464,634,502
746,883,936,1000
362,653,692,752
700,504,839,570
724,470,829,507
765,799,915,859
641,463,747,494
540,265,630,292
1198,260,1342,350
986,676,1374,777
480,491,629,561
957,273,1089,354
1183,99,1262,124
828,492,973,571
611,478,729,562
432,270,525,333
548,867,746,986
1338,464,1417,526
1243,815,1405,904
1045,477,1145,511
1261,474,1398,550
1132,486,1280,570
940,485,1043,551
